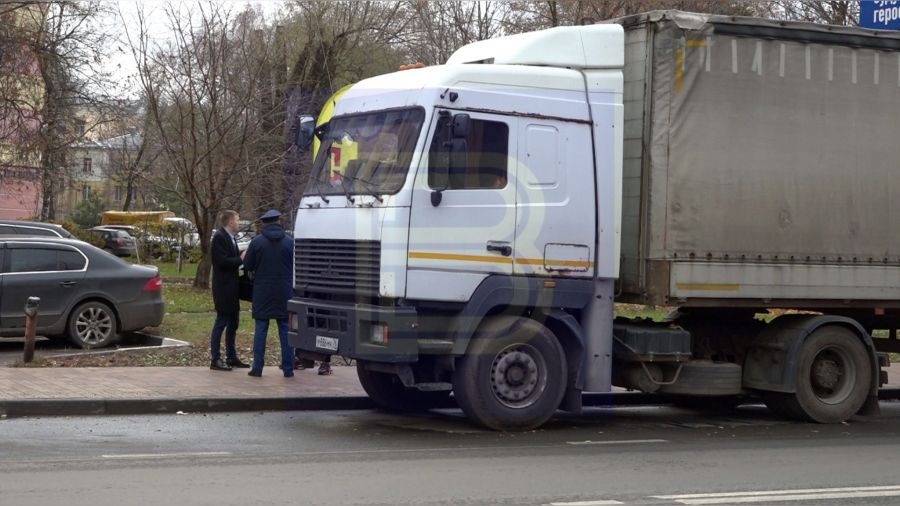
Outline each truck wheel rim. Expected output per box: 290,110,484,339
809,346,855,405
75,307,113,345
490,344,547,409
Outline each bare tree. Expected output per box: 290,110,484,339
20,1,118,220
276,1,410,213
766,0,858,25
503,0,768,33
127,2,286,288
401,1,508,65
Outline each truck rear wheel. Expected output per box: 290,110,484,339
763,326,871,423
453,316,567,431
356,361,448,412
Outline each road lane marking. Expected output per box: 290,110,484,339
566,439,667,445
654,485,900,504
101,452,232,459
549,501,624,505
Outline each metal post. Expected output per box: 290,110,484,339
22,297,40,364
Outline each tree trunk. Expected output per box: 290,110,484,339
122,174,135,211
194,255,211,290
39,152,56,221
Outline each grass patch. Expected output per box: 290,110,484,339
162,283,251,314
144,261,200,280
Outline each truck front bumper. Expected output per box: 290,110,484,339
287,297,420,363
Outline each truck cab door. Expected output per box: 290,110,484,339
406,110,518,302
513,120,596,278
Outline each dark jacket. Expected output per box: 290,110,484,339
242,223,293,320
210,227,242,313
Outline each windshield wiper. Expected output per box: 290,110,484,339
344,173,383,203
334,172,355,204
312,178,330,204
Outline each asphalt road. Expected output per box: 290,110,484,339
3,402,900,506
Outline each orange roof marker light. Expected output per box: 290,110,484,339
398,63,426,71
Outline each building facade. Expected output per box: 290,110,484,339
0,4,46,219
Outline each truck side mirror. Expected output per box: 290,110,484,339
451,114,470,138
430,138,467,207
429,152,449,206
296,115,316,147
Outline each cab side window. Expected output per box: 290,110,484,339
428,118,509,190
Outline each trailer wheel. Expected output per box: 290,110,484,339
764,326,871,423
453,316,567,431
356,362,448,412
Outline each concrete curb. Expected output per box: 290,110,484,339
0,395,375,418
4,389,898,420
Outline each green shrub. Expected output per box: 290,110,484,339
70,193,107,228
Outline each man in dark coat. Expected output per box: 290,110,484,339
209,210,250,370
242,209,295,377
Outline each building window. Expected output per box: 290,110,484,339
114,186,122,202
74,118,86,138
83,157,92,174
82,185,90,201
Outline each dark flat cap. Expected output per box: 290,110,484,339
259,209,282,221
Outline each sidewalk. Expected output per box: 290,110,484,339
0,366,369,418
2,364,899,419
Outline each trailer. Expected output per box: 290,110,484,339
289,11,900,430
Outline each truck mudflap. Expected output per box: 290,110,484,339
287,297,419,363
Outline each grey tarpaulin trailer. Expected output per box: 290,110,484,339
612,11,900,311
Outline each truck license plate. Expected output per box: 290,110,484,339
315,335,339,352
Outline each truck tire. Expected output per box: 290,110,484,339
763,326,871,423
452,316,567,431
356,362,448,412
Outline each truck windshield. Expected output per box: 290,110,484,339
304,108,425,198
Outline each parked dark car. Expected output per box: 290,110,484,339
90,226,137,257
0,237,164,348
0,220,74,238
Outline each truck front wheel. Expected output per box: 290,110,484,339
356,361,449,412
763,326,871,423
453,316,567,431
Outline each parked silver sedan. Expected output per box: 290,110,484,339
0,237,165,348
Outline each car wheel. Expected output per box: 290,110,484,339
68,301,117,349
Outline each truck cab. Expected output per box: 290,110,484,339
289,24,624,430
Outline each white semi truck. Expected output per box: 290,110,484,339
289,11,900,430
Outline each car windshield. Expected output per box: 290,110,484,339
303,108,425,198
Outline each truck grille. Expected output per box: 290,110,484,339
295,239,381,296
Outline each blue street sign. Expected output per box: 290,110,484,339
860,1,900,30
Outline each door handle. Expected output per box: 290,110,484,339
59,281,77,288
486,241,512,257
